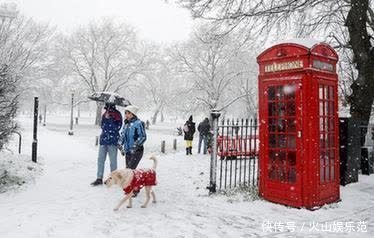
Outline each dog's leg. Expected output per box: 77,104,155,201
151,190,156,203
114,193,132,211
141,187,151,208
127,196,133,208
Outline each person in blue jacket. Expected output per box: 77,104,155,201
91,102,123,186
118,105,147,169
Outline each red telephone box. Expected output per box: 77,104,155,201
257,40,340,209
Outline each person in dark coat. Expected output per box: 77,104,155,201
197,117,210,154
183,115,196,155
91,103,122,186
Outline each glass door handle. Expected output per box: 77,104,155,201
297,131,302,138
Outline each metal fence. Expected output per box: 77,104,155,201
216,118,259,191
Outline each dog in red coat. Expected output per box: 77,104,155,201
104,156,157,211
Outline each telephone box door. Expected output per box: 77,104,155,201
263,80,303,205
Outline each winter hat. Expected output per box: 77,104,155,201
188,115,193,122
125,105,139,116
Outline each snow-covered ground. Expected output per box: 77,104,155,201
0,115,373,238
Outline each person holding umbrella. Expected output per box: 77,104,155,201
91,102,123,186
118,105,147,169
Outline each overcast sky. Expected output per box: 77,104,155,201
9,0,193,43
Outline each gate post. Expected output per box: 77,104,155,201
32,97,38,163
207,109,221,194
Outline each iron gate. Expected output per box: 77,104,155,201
217,118,259,191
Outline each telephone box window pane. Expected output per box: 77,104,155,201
269,134,276,148
288,135,296,148
278,102,286,117
319,102,324,117
324,102,329,117
286,101,296,116
324,117,329,132
268,119,276,132
329,150,335,161
328,102,334,115
269,150,277,163
329,86,334,100
319,117,324,132
278,151,286,182
324,87,328,100
320,134,326,148
268,87,276,100
328,118,335,132
325,156,330,182
287,119,296,132
319,86,324,99
269,150,279,180
328,134,335,147
276,86,284,99
288,151,296,166
330,162,335,180
277,119,286,132
320,151,325,183
284,85,296,99
279,134,287,148
289,167,296,183
268,165,278,180
279,167,286,182
324,134,329,148
268,102,276,116
330,150,335,180
320,162,325,183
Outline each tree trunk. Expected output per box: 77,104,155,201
77,104,81,118
161,111,165,122
152,108,160,125
346,0,374,126
95,103,103,125
343,0,374,184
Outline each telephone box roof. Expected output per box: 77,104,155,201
274,38,321,49
257,39,338,62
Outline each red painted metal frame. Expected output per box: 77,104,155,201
217,135,259,158
257,42,340,209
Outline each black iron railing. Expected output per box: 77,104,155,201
217,118,259,191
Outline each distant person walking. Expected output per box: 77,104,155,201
183,115,196,155
197,117,210,154
91,103,122,186
118,105,147,169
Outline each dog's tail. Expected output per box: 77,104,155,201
149,156,157,170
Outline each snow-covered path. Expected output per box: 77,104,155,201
1,117,374,238
0,121,259,238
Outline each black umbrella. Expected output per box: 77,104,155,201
88,92,131,107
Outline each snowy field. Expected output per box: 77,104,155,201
0,115,373,238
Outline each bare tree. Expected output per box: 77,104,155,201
135,44,186,124
0,9,53,150
65,19,148,124
180,0,374,125
174,26,248,113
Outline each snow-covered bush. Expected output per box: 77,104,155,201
0,65,18,151
0,152,42,193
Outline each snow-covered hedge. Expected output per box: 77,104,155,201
0,65,19,151
0,152,43,193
